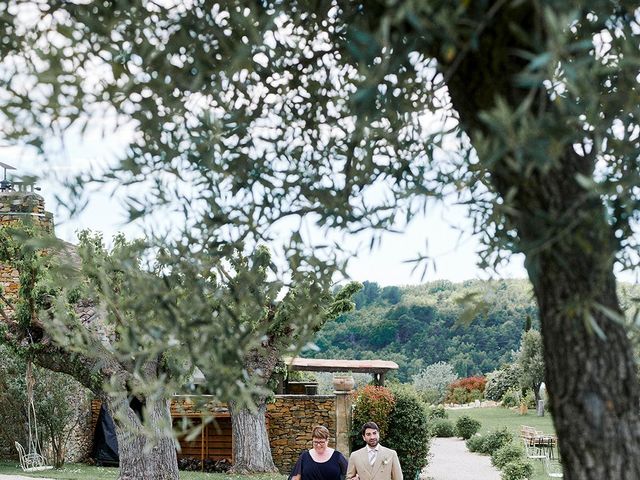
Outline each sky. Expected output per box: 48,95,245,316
7,139,640,287
8,142,529,287
8,134,640,287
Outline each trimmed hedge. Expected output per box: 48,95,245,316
455,415,481,439
491,442,524,469
427,404,447,420
431,419,455,437
500,461,533,480
465,427,513,455
466,434,485,452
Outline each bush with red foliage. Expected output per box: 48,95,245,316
351,385,396,441
445,376,487,404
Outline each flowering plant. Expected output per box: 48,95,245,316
382,458,389,465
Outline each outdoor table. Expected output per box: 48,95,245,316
534,434,558,459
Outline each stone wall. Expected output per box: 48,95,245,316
0,191,53,302
0,191,53,231
267,395,336,473
63,388,95,462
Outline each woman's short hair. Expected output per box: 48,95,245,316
360,421,380,436
312,425,330,440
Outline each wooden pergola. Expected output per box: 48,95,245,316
285,357,399,386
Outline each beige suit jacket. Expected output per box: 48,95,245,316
347,445,403,480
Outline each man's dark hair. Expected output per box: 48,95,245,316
361,421,380,436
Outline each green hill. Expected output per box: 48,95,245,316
309,279,539,381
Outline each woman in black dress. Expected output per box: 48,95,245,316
289,425,349,480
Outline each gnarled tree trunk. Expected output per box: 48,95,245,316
106,395,179,480
229,398,278,474
434,3,640,479
530,227,640,479
509,148,640,479
27,343,180,480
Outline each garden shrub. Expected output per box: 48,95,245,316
385,384,430,480
469,388,484,401
455,415,481,439
480,428,513,455
523,389,536,409
501,388,521,408
466,435,485,452
485,365,520,402
445,376,486,404
417,388,442,406
430,419,455,437
427,404,447,420
491,442,524,468
351,385,395,449
500,460,533,480
447,387,469,404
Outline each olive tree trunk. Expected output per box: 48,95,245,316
512,150,640,479
433,3,640,478
531,235,640,479
106,396,179,480
229,398,278,474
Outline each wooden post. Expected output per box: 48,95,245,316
201,415,205,472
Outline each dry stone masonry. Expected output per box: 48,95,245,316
267,395,337,473
0,191,54,302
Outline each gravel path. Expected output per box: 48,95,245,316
422,437,501,480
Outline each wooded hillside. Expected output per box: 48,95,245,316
311,279,640,382
311,279,538,381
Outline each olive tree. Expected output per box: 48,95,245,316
0,225,333,479
412,361,458,404
0,227,183,480
2,2,640,479
221,247,359,473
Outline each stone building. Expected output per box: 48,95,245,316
0,181,95,463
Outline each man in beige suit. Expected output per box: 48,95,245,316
347,422,403,480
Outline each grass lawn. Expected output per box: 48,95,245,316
0,461,287,480
446,406,557,480
447,406,556,437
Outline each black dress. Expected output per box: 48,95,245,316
289,449,348,480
